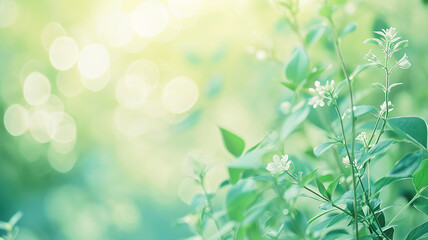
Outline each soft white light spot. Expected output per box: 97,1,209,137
98,12,133,47
29,110,51,143
81,69,111,92
78,44,110,79
168,0,201,18
162,76,199,114
50,139,75,154
116,75,147,108
41,22,67,51
123,35,151,54
23,72,51,105
49,36,79,71
48,147,77,173
114,107,147,137
0,0,18,28
256,50,267,60
4,104,29,136
152,14,182,42
47,112,76,144
132,0,169,37
126,59,159,91
56,67,84,97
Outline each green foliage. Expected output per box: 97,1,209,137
219,127,246,157
180,2,428,240
405,221,428,240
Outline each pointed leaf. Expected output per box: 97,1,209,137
327,175,341,199
306,26,326,46
316,178,330,200
388,117,428,150
413,159,428,191
285,47,309,84
219,127,245,157
314,142,339,157
405,221,428,240
339,22,356,38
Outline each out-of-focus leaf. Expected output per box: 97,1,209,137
389,151,423,177
228,148,266,184
314,142,339,157
306,26,326,46
285,47,309,85
323,229,349,240
339,22,356,38
280,106,310,141
226,179,258,221
413,159,428,191
388,116,428,150
219,127,245,158
363,38,382,46
405,221,428,240
349,63,376,81
280,80,297,91
354,105,377,118
358,140,396,165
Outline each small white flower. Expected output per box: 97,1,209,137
380,101,394,115
356,132,367,142
266,154,292,175
384,27,397,41
397,54,411,69
308,80,335,109
365,49,377,62
342,156,350,165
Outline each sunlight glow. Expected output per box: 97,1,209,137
23,72,51,105
49,36,79,71
78,44,110,79
115,75,148,109
162,76,199,114
131,0,169,37
4,104,29,136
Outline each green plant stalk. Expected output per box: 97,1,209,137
374,42,391,145
387,186,427,226
200,176,225,240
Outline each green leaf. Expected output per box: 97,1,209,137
305,26,326,46
226,179,258,221
301,169,318,185
413,159,428,191
316,178,330,200
363,38,382,46
285,47,309,84
319,4,334,19
393,40,409,52
307,209,336,225
280,106,310,141
389,151,423,177
388,116,428,150
414,197,428,216
372,82,386,92
358,140,396,165
327,175,341,199
323,229,349,240
388,82,403,92
354,105,377,118
349,63,375,81
405,221,428,240
339,22,356,38
228,148,265,184
219,127,245,157
279,80,297,91
314,142,339,157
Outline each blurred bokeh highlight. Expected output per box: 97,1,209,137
1,0,428,239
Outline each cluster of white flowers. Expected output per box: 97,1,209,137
375,27,399,43
342,156,362,169
397,54,411,69
356,131,367,142
266,154,292,175
380,101,394,116
308,80,335,108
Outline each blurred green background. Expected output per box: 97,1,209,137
1,0,428,239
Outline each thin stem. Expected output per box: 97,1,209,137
200,177,225,240
375,43,391,145
387,187,426,226
329,22,359,239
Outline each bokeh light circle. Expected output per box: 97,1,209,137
126,59,159,91
4,104,29,136
162,76,199,114
168,0,201,18
78,44,110,79
29,109,51,143
49,36,79,71
131,0,169,37
0,0,18,28
98,12,133,47
41,22,67,51
115,75,147,108
56,67,84,97
47,112,77,144
23,72,51,105
48,147,77,173
81,69,111,92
